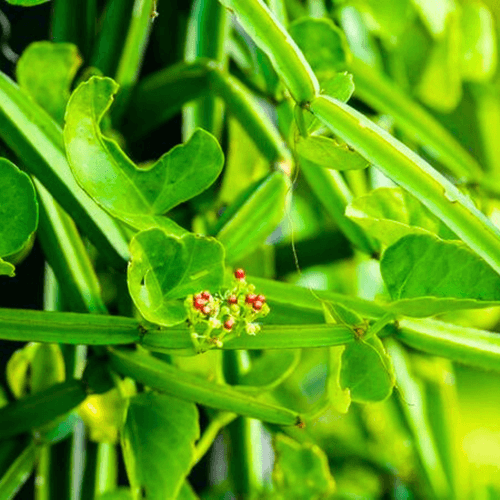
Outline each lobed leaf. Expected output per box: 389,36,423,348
121,393,199,500
64,76,223,233
128,229,225,326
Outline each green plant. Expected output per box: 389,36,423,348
1,0,500,498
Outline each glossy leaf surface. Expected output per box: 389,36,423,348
16,42,82,125
128,229,225,326
0,159,38,276
64,76,223,231
346,187,456,246
382,234,500,302
121,393,199,500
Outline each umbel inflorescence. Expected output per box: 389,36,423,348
185,269,270,352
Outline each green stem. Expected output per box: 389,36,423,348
34,446,50,500
0,442,37,500
183,0,229,138
218,0,319,103
310,94,500,276
397,317,500,372
349,57,484,181
192,412,237,465
95,443,117,496
108,347,302,425
223,351,263,496
385,339,450,499
51,0,97,60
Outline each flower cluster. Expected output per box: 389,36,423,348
185,268,270,352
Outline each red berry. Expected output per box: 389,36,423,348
201,291,211,300
234,268,246,280
253,300,263,311
201,305,211,315
245,294,257,304
193,298,206,309
256,294,266,303
228,295,238,305
224,317,235,330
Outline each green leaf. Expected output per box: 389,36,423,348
0,159,38,269
96,488,134,500
64,76,223,231
460,1,497,81
327,346,351,413
0,260,14,277
16,42,82,125
0,443,37,500
128,229,225,326
272,434,336,499
382,233,500,302
346,187,456,246
289,17,350,84
121,393,199,500
235,350,301,393
217,171,289,263
321,72,355,102
108,348,301,425
340,335,395,403
296,135,369,171
417,12,462,112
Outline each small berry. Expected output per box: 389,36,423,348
256,294,266,303
234,268,246,280
193,298,206,309
224,317,235,330
201,291,211,300
253,300,263,311
245,293,257,304
201,305,212,315
228,295,238,305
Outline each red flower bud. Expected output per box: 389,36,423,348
193,297,206,309
201,291,211,300
228,295,238,305
256,294,266,303
245,294,257,304
224,317,235,330
253,300,263,311
234,268,246,280
201,305,212,315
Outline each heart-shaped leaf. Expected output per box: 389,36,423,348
64,76,224,231
346,187,456,246
128,229,225,326
0,158,38,276
121,392,199,500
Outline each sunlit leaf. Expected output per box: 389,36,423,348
128,229,225,326
411,0,457,37
346,187,456,246
64,76,223,233
16,42,82,124
382,233,500,302
121,392,199,500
